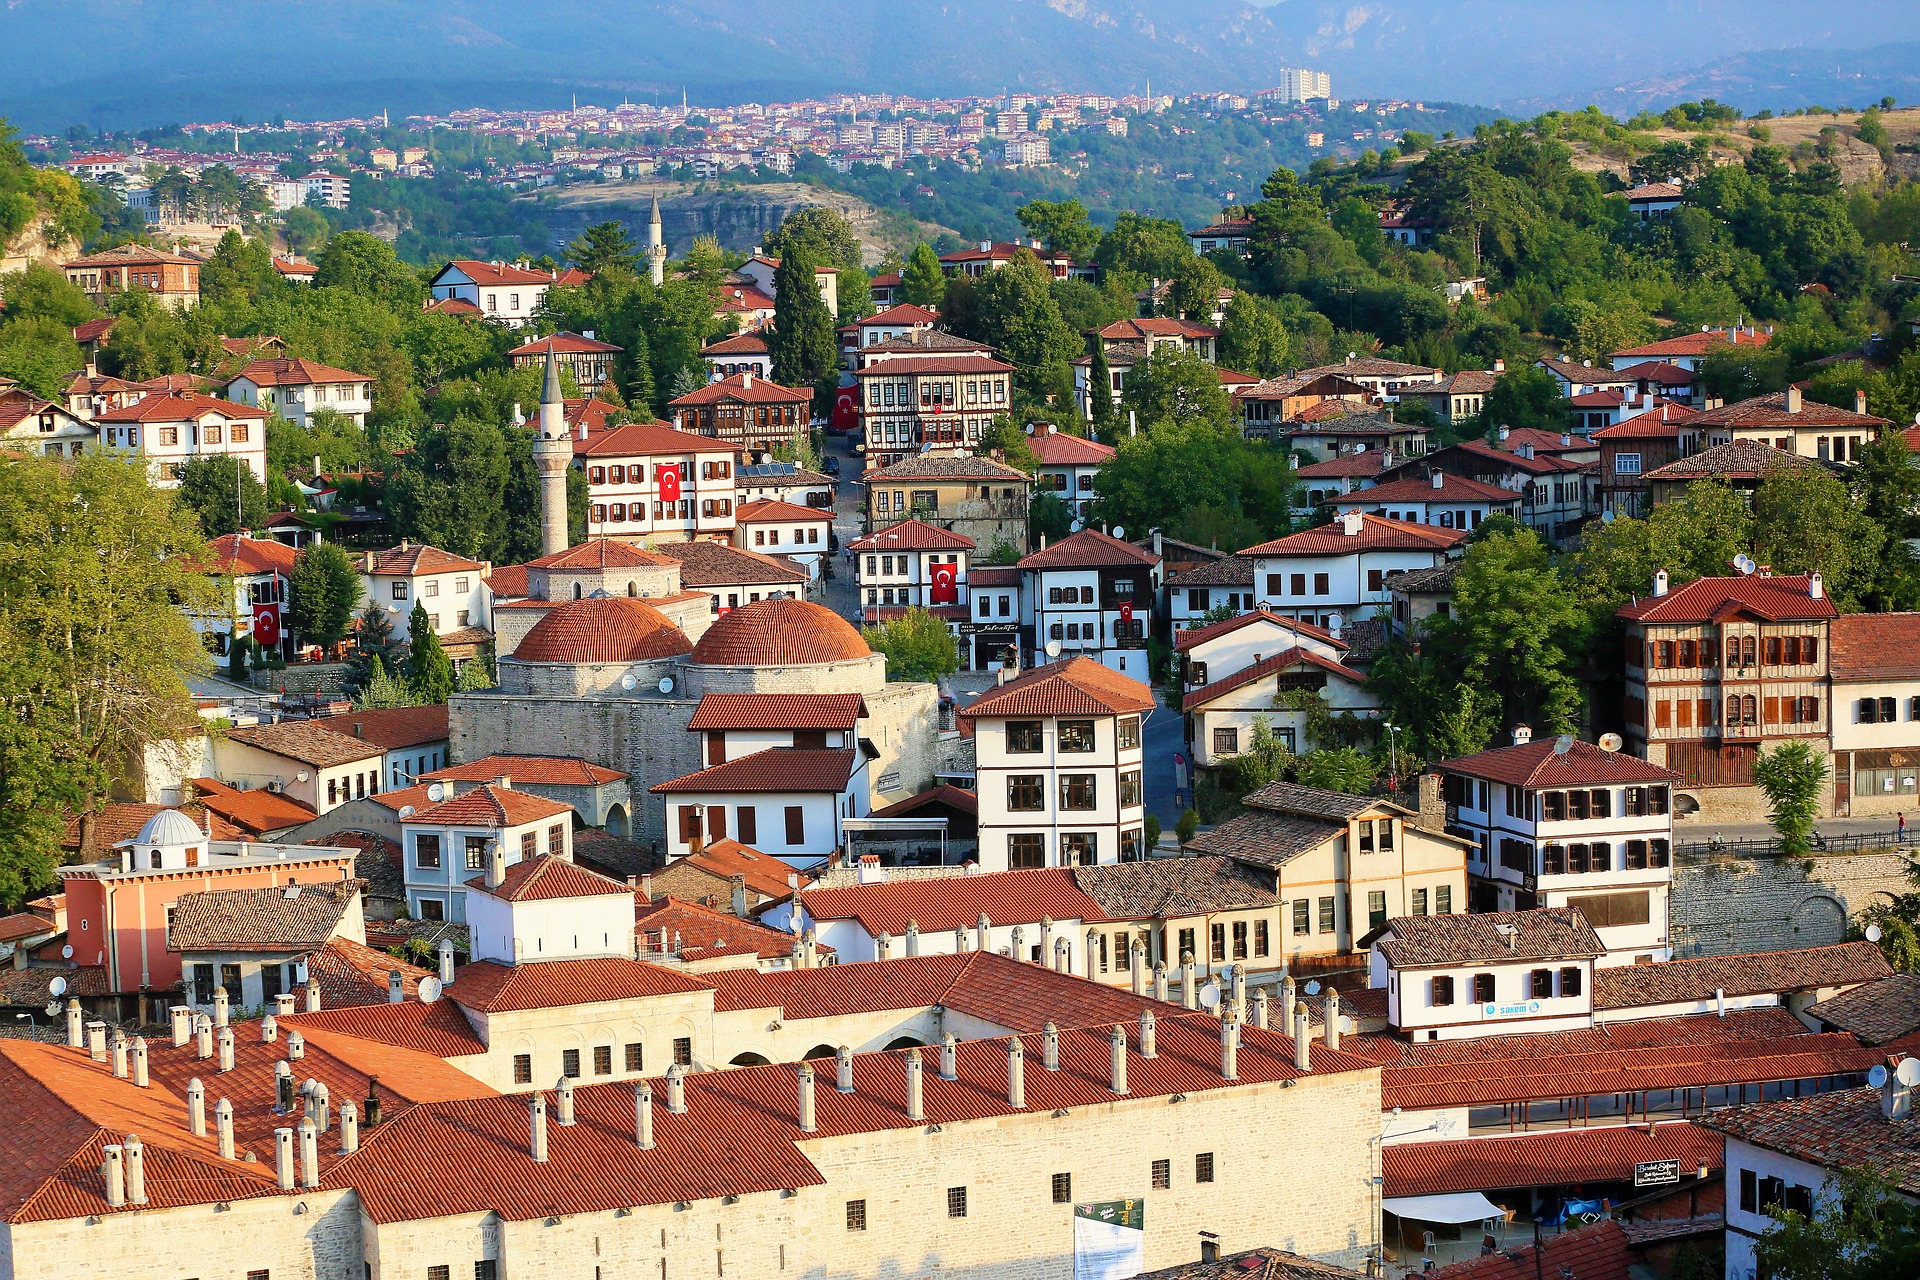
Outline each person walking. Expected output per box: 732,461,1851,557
1899,812,1907,844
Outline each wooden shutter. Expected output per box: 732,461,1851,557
784,805,805,845
737,806,758,845
708,806,726,841
678,805,703,843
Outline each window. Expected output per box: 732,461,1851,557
1008,775,1045,811
1058,720,1096,752
1151,1158,1171,1190
429,1267,450,1280
847,1200,867,1232
1060,833,1096,865
1367,891,1387,930
519,830,536,860
1317,896,1335,934
475,1264,497,1280
1290,573,1306,597
1530,968,1553,998
784,806,805,845
1195,1153,1215,1184
1006,721,1044,753
672,1037,692,1066
624,1042,643,1072
1739,1169,1758,1213
1560,967,1583,997
1051,1173,1071,1203
1436,885,1452,914
418,898,444,921
415,833,441,869
1209,922,1226,962
549,823,565,855
560,1048,581,1078
591,1045,612,1076
1009,833,1046,868
1228,920,1248,960
1472,973,1495,1003
1412,888,1429,915
738,807,758,844
1119,770,1142,807
392,581,409,600
947,1187,968,1218
1117,716,1141,749
1313,573,1329,595
465,836,489,871
1254,919,1270,957
1431,975,1455,1006
1060,774,1096,810
1213,726,1241,756
513,1053,532,1084
1120,827,1145,862
1615,452,1642,475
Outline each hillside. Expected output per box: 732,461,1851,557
1575,41,1920,118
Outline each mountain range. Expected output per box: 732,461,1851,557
0,1,1908,131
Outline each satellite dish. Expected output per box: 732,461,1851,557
48,976,67,997
1898,1057,1920,1088
45,1001,61,1017
1733,553,1756,575
1869,1063,1890,1088
1867,924,1885,942
1198,982,1221,1010
1598,733,1624,752
1045,640,1063,658
397,805,416,820
1339,1015,1355,1034
61,945,73,960
1913,411,1920,428
1601,510,1614,523
658,675,676,695
427,782,447,802
1304,979,1322,995
418,976,442,1005
620,674,637,691
1069,520,1083,533
295,771,310,783
1111,526,1125,540
1554,734,1574,755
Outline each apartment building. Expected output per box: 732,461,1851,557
94,391,268,485
1019,529,1161,680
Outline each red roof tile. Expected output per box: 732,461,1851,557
636,896,815,960
229,356,368,387
854,303,941,327
1182,647,1367,712
847,519,975,552
185,779,316,835
1426,1220,1630,1280
959,655,1157,719
305,936,438,1009
448,957,712,1012
734,497,832,523
1240,513,1466,557
205,533,298,577
405,783,575,828
313,705,449,750
1615,573,1837,624
686,692,867,731
420,755,628,786
798,868,1110,936
508,332,622,356
577,420,732,458
466,854,633,902
439,258,564,286
361,543,486,576
1345,474,1518,503
1830,613,1920,682
688,597,870,666
513,595,693,664
1592,941,1890,1010
1614,329,1771,360
651,748,857,795
1384,1122,1722,1197
668,371,811,407
699,332,769,356
1174,608,1345,654
655,838,810,900
1438,738,1683,788
284,991,490,1057
94,391,269,423
852,353,1016,378
1017,527,1160,570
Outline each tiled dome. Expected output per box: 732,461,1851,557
515,596,692,664
689,598,870,667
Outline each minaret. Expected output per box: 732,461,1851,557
532,349,571,556
647,197,667,287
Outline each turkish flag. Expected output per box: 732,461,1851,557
930,563,958,604
833,387,858,433
657,464,682,503
1118,602,1134,625
251,603,281,647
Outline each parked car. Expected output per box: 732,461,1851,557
822,456,841,476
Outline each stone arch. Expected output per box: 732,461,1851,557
804,1044,838,1060
883,1035,926,1051
729,1051,772,1066
1673,792,1702,816
627,581,639,597
1789,892,1847,946
605,802,630,839
572,582,584,600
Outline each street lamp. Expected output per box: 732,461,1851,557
1383,722,1402,790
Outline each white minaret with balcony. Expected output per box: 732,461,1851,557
648,197,668,287
532,349,572,556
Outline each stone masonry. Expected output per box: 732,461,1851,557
1670,845,1918,957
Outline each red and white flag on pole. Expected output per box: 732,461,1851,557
657,463,682,503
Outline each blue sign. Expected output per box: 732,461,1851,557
1483,999,1542,1018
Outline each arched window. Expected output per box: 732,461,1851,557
572,582,583,600
729,1052,771,1067
627,582,637,597
804,1044,838,1060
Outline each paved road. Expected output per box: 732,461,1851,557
817,431,865,624
1673,816,1914,845
1144,697,1188,833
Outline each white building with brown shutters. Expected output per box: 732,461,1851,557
653,748,871,868
577,420,741,545
1018,529,1162,680
224,357,374,428
731,498,832,578
94,391,268,485
1368,908,1605,1042
1241,511,1465,633
668,371,811,458
356,543,492,645
849,518,974,627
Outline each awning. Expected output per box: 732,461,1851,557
1383,1192,1505,1224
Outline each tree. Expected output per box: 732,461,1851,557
767,250,838,397
198,229,279,305
1476,365,1568,433
1175,808,1200,844
286,543,361,648
1297,749,1380,796
1120,346,1231,430
1016,198,1100,260
173,456,270,538
899,242,947,309
404,604,454,705
962,252,1080,403
1753,460,1887,611
1750,740,1829,855
280,206,329,256
1219,291,1291,378
354,654,414,709
764,207,863,271
347,600,399,688
860,607,959,682
566,220,640,280
0,450,223,886
226,637,250,683
318,231,424,311
0,314,85,399
1752,1169,1920,1280
1166,255,1226,322
1435,528,1587,732
1087,340,1116,432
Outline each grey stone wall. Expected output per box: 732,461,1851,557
1670,846,1918,957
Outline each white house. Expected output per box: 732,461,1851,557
652,747,871,869
427,259,585,328
1183,647,1379,767
1027,426,1115,521
579,421,742,546
94,391,268,485
399,781,577,924
465,851,638,967
849,518,974,626
1018,529,1161,680
1368,907,1605,1043
202,533,299,662
224,357,374,428
959,656,1156,872
730,499,833,579
1241,511,1466,633
685,692,868,771
1174,609,1352,699
0,388,95,459
1436,732,1684,964
358,543,492,643
1330,471,1519,533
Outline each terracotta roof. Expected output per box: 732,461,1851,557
204,533,298,577
1182,647,1368,712
420,755,628,786
1438,738,1683,787
1828,613,1920,682
449,956,712,1012
1613,329,1771,360
165,878,361,952
1174,608,1343,654
1642,438,1829,482
1612,360,1695,383
969,566,1022,586
423,296,484,316
1622,181,1685,200
651,748,857,795
734,498,830,526
857,329,996,358
298,936,433,1008
1615,572,1837,624
64,243,202,268
484,563,532,597
717,283,777,311
1425,1220,1630,1280
660,838,809,900
272,257,316,277
1538,356,1633,386
404,783,575,828
637,896,814,960
1383,563,1459,594
0,912,56,944
577,420,731,458
847,519,976,552
688,597,869,666
1805,972,1920,1044
508,332,622,356
60,801,241,851
1165,558,1255,588
699,332,769,356
228,356,368,387
437,258,564,286
223,720,385,769
1344,473,1518,504
872,785,978,819
1140,1250,1369,1280
653,539,811,588
1239,513,1466,557
94,391,268,423
1697,1086,1920,1196
1241,781,1387,822
1695,388,1890,429
1590,409,1694,439
362,543,485,576
1384,1121,1722,1197
178,777,313,835
70,317,117,344
526,539,675,572
1593,941,1890,1010
860,453,1030,482
959,655,1157,719
512,595,692,664
1075,857,1277,919
669,372,811,407
1094,317,1222,341
563,398,621,433
855,303,941,327
466,853,632,902
1377,908,1605,967
281,993,490,1057
1017,528,1160,571
307,830,403,903
315,705,449,750
799,867,1107,936
686,692,867,731
1297,357,1440,381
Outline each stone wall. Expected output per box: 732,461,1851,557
1670,846,1917,957
252,662,352,695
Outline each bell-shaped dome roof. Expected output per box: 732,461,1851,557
136,808,206,847
516,596,693,664
690,598,870,667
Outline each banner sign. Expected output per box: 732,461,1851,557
1483,1000,1541,1019
1073,1200,1145,1280
1633,1159,1681,1188
251,603,281,647
658,464,682,503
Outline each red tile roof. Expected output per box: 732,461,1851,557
852,353,1016,378
576,420,733,457
847,519,976,552
688,597,870,666
636,896,814,960
1622,182,1685,200
1384,1121,1722,1197
1830,613,1920,682
798,868,1109,936
1174,607,1344,654
1613,329,1771,360
1612,360,1696,384
959,655,1157,719
1017,527,1160,570
686,692,868,731
1592,941,1890,1010
60,801,241,851
1239,513,1467,557
1095,317,1222,341
184,779,316,835
362,543,486,576
526,538,677,571
1346,474,1518,504
668,371,811,407
1615,572,1837,624
1426,1220,1630,1280
700,332,769,356
734,497,831,523
228,356,368,387
1438,738,1684,787
1695,1085,1920,1196
855,303,941,326
423,296,484,316
1590,407,1698,438
304,936,437,1009
440,258,564,286
70,317,117,344
448,956,713,1012
224,720,385,769
404,783,575,828
420,755,628,786
513,595,693,664
94,390,269,423
1025,429,1115,466
466,852,630,902
651,748,857,795
1182,647,1368,712
282,996,493,1059
315,705,449,750
508,331,622,356
205,533,298,577
656,838,810,900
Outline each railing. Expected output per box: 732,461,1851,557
1674,829,1910,861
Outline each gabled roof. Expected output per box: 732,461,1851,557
657,838,810,900
1423,1221,1631,1280
361,543,485,576
1181,647,1368,711
1615,572,1837,624
1696,1086,1920,1198
420,755,628,786
1342,473,1518,504
653,540,810,587
164,879,361,952
1174,614,1343,661
465,853,633,902
434,258,562,286
1017,527,1160,570
1094,317,1222,341
734,497,832,524
1446,438,1587,476
847,519,975,552
315,705,449,750
1611,359,1695,383
1025,430,1116,467
959,656,1156,719
1537,356,1632,386
1613,328,1771,360
636,896,818,961
1376,908,1604,967
1239,513,1467,558
228,356,368,387
1438,737,1683,787
1828,612,1920,681
861,453,1030,483
507,332,622,356
651,748,859,795
94,391,269,423
1294,451,1389,480
699,332,769,356
796,867,1110,936
1642,438,1830,483
63,243,202,268
1621,181,1684,200
205,533,297,577
854,303,940,327
578,420,734,457
223,720,384,769
1805,972,1920,1044
403,783,574,828
852,353,1015,378
185,778,316,836
686,692,867,731
448,956,712,1013
1593,941,1890,1011
668,372,811,407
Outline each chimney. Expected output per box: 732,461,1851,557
1653,568,1670,597
1340,509,1364,537
1810,572,1825,600
305,981,321,1013
287,1030,306,1062
1497,425,1509,442
216,1097,235,1159
905,920,921,956
103,1143,126,1208
487,844,507,889
1280,972,1297,1017
111,1029,128,1079
904,1047,925,1122
1130,940,1146,995
1856,390,1868,417
299,1118,320,1188
1043,1022,1060,1071
1181,951,1198,1009
976,913,991,953
212,985,230,1028
186,1077,207,1136
1786,385,1803,414
1251,989,1270,1030
124,1135,148,1204
1054,936,1072,972
339,1099,359,1154
1510,724,1533,746
217,1026,235,1073
635,1081,655,1150
876,931,893,961
193,1015,212,1059
276,1062,295,1113
438,938,455,985
352,722,364,739
1109,1024,1130,1094
1138,1009,1159,1059
131,1038,149,1088
1038,917,1053,962
742,371,753,389
940,1032,959,1082
88,1020,108,1061
364,1076,382,1128
1431,469,1444,490
261,1015,278,1044
665,1063,687,1113
1293,1002,1312,1072
1517,442,1534,460
979,240,991,253
1221,1015,1240,1081
1493,358,1505,372
637,873,653,903
1322,988,1342,1051
309,1080,331,1131
169,1005,190,1048
274,1127,295,1190
1007,1037,1025,1108
556,1076,576,1126
529,1093,549,1163
387,970,403,1004
1153,961,1168,1002
824,1044,851,1093
796,1062,817,1132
